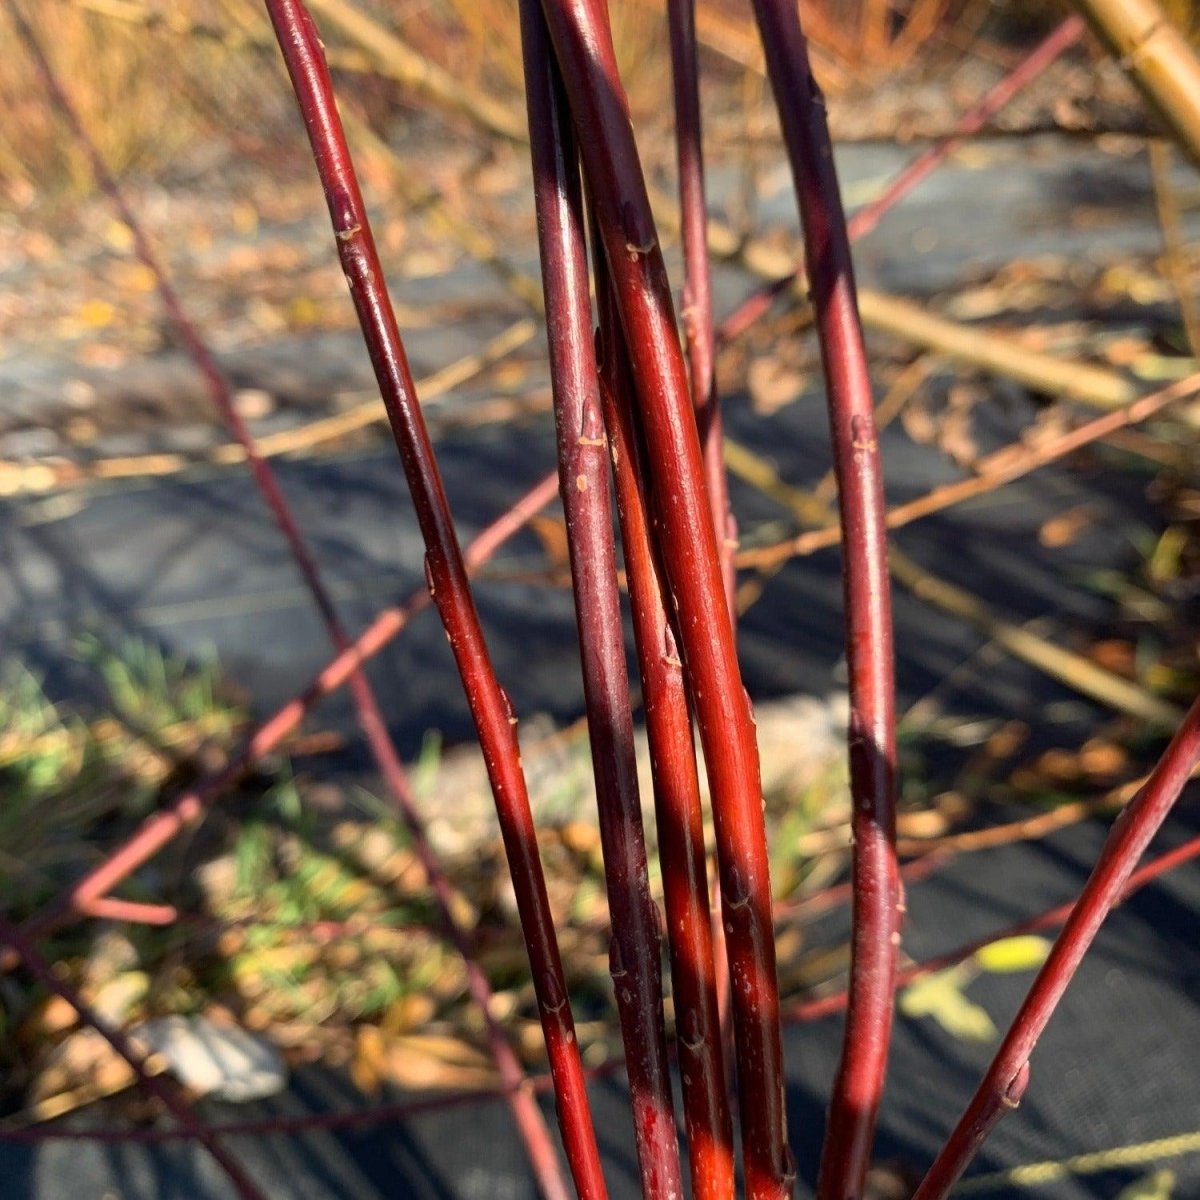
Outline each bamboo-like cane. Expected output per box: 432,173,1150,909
1072,0,1200,165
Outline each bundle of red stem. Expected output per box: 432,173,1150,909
3,3,1198,1199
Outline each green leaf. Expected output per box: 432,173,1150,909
900,966,996,1042
975,935,1052,974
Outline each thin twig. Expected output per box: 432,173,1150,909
14,830,1199,1145
17,472,559,945
0,916,266,1200
848,16,1086,244
714,14,1087,344
725,435,1184,729
911,697,1200,1200
790,823,1200,1024
736,370,1200,572
668,0,735,615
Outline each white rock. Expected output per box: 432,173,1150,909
132,1015,287,1102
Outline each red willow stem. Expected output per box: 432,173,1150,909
911,697,1200,1200
0,916,266,1200
746,3,898,1197
14,470,558,957
787,825,1200,1025
518,3,680,1193
9,7,564,1184
716,13,1086,345
261,6,606,1193
665,0,737,1084
10,826,1200,1148
847,14,1086,243
666,0,735,615
536,3,790,1195
593,233,735,1197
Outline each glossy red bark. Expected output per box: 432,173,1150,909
593,245,736,1200
537,2,791,1194
519,3,680,1192
745,4,899,1197
262,4,604,1193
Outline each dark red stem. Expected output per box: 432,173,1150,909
667,0,735,614
594,239,736,1199
261,6,607,1193
519,3,680,1192
746,4,898,1197
0,916,265,1200
911,698,1200,1200
536,2,790,1194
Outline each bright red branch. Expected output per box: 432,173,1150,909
519,3,679,1191
537,1,791,1193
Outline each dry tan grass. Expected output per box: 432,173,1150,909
0,0,283,197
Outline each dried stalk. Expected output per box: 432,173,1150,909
856,290,1138,410
594,225,736,1200
519,3,679,1192
747,3,898,1195
306,0,526,141
0,319,539,498
724,437,1184,730
911,696,1200,1199
1149,138,1200,356
261,7,606,1192
736,370,1200,571
536,1,790,1193
69,0,523,141
888,553,1183,730
1073,0,1200,164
